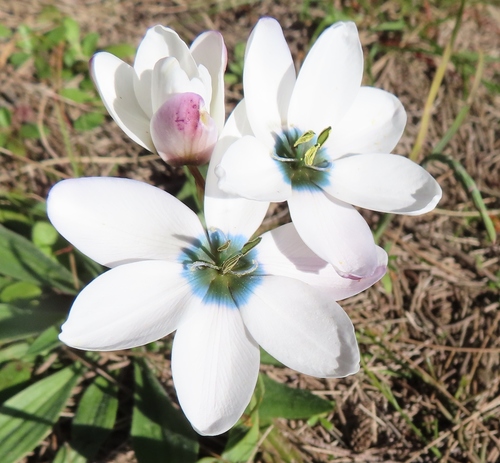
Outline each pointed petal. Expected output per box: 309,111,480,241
134,26,198,117
288,187,379,278
90,52,154,151
216,135,292,202
172,298,260,435
325,153,442,214
258,223,387,300
326,87,406,159
238,276,359,377
205,101,269,240
59,261,191,350
190,31,227,132
150,57,208,114
243,17,296,146
288,22,363,133
47,177,205,267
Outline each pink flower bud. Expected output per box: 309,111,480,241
150,92,218,167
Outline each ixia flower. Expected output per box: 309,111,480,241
47,104,387,436
216,18,442,278
91,26,226,166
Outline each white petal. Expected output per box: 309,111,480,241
243,17,296,146
172,298,260,435
258,223,387,300
134,26,198,117
288,187,379,278
288,22,363,133
327,87,407,159
59,261,191,351
238,276,360,377
216,135,292,202
150,57,208,114
205,101,269,240
325,153,442,214
47,177,206,267
190,31,227,133
90,52,154,151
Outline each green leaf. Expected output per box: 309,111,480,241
259,348,283,366
222,417,260,463
20,123,48,139
132,359,199,463
25,325,61,358
59,88,95,104
259,374,333,421
0,366,80,463
0,107,12,128
81,32,99,58
70,376,119,461
0,342,29,364
32,221,58,248
103,43,135,59
0,25,12,39
0,304,65,342
0,281,42,302
9,52,30,68
0,224,77,294
73,112,104,131
0,360,33,404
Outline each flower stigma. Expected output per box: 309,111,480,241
180,229,263,307
272,127,332,189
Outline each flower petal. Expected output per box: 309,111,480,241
47,177,205,267
288,186,379,278
172,298,260,435
59,260,191,350
134,26,198,117
326,87,407,159
288,22,363,133
216,135,292,202
258,223,387,300
205,101,269,240
325,153,442,214
90,52,154,151
243,17,296,146
238,276,360,377
150,57,209,114
190,31,227,133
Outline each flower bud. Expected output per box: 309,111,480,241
150,92,218,167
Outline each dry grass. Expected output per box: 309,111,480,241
1,0,499,462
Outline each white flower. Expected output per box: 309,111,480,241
216,18,442,278
91,25,226,165
47,104,387,436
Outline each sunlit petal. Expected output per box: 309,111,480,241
47,177,205,267
238,276,360,377
59,261,191,351
172,298,260,435
325,153,442,214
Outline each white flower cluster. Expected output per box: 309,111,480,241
48,18,441,435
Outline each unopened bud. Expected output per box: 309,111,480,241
150,92,218,166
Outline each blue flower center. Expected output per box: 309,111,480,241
179,229,262,308
273,127,332,189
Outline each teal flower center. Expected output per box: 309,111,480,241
273,127,332,189
179,229,262,308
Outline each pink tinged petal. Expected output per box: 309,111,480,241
238,276,360,378
59,261,191,351
190,31,227,132
150,93,218,166
258,223,388,300
288,187,379,278
216,135,292,202
90,52,154,151
325,153,443,214
150,57,208,114
171,299,260,436
205,101,269,239
243,17,296,146
133,26,198,117
326,87,407,159
47,177,205,267
288,22,363,133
